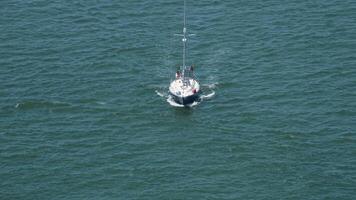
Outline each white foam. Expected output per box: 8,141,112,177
187,101,200,107
155,90,167,98
201,91,215,100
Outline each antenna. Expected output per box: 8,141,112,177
184,0,186,30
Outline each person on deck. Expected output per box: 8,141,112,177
190,65,194,71
175,70,181,79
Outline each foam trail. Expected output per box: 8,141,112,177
155,90,167,98
187,101,200,107
201,91,215,100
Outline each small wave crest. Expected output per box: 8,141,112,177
15,100,72,110
96,101,107,105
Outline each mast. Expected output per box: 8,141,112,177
182,0,187,78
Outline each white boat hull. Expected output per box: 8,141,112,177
169,91,200,105
169,78,201,105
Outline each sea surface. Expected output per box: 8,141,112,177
1,0,356,199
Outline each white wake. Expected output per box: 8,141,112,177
201,91,215,100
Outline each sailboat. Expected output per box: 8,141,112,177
169,0,201,105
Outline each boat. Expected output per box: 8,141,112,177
169,0,201,106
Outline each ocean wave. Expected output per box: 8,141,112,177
14,100,73,111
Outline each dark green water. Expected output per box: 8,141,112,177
1,0,356,199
